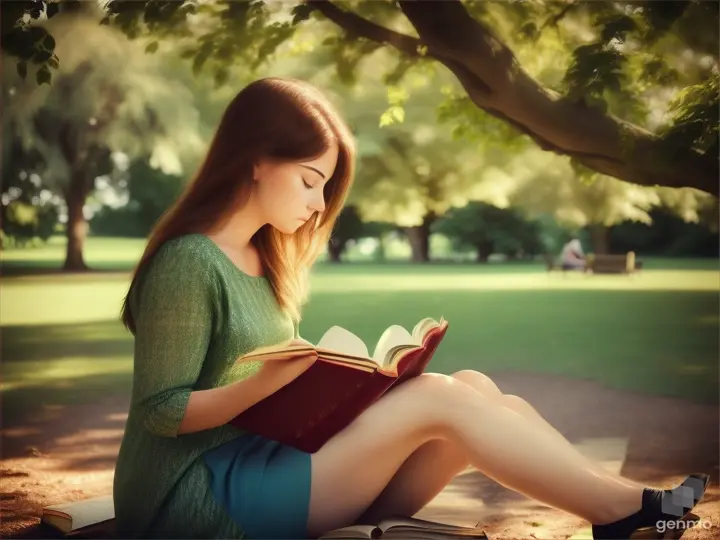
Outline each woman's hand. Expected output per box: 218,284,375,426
286,337,314,348
256,352,317,393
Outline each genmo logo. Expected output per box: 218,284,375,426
656,517,714,534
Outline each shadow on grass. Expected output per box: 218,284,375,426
1,259,136,277
2,371,131,459
2,319,132,364
2,319,133,460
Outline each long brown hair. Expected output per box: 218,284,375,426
120,77,356,335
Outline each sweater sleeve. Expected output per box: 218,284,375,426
130,245,218,438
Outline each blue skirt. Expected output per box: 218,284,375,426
202,432,313,539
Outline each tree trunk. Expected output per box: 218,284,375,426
63,171,90,272
372,234,387,262
404,213,435,262
327,238,345,263
589,224,610,255
475,240,493,263
314,1,718,196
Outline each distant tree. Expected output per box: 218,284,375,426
1,129,61,247
327,205,395,262
90,157,184,238
610,207,719,257
433,201,542,262
496,147,716,254
3,3,207,268
327,205,364,263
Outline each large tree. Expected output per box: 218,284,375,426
2,3,208,268
353,129,486,262
4,0,718,195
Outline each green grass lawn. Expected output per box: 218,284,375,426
1,237,718,422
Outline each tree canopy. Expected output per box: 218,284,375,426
3,0,718,195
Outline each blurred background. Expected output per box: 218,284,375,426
1,0,718,537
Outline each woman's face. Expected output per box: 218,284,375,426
253,143,338,234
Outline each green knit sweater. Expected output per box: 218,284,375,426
113,233,298,539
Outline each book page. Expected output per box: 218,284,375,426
379,515,477,532
372,325,414,365
318,524,378,539
316,326,369,359
43,494,114,532
412,317,441,342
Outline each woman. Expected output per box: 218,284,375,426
113,77,709,540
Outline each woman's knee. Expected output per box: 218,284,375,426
501,393,532,411
449,369,504,401
406,372,481,401
398,373,495,428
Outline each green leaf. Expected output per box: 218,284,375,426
32,48,52,64
214,67,229,88
62,0,83,14
291,3,315,26
46,2,60,19
519,22,538,41
387,86,409,106
179,3,197,16
26,27,47,46
16,61,27,80
145,41,159,53
36,65,51,85
600,15,637,43
192,41,213,75
42,34,56,52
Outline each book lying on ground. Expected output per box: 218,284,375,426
319,515,490,539
41,494,115,537
230,317,449,453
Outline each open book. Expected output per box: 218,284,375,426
230,317,449,453
319,516,489,539
240,317,445,375
41,494,115,537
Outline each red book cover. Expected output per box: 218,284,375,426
229,318,449,453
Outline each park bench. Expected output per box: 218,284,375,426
586,252,636,274
544,252,640,274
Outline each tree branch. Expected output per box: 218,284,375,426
314,0,717,196
308,1,423,58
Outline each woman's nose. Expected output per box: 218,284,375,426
310,192,325,213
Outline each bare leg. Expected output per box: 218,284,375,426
355,370,643,525
306,372,646,537
454,370,645,489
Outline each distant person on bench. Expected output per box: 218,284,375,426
560,237,586,270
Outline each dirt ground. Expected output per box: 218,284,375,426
1,371,718,539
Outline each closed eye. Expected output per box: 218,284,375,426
302,178,313,189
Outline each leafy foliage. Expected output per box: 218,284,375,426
4,0,716,173
1,135,60,246
1,0,72,85
90,157,184,237
433,201,544,260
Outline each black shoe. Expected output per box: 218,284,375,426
592,473,710,539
